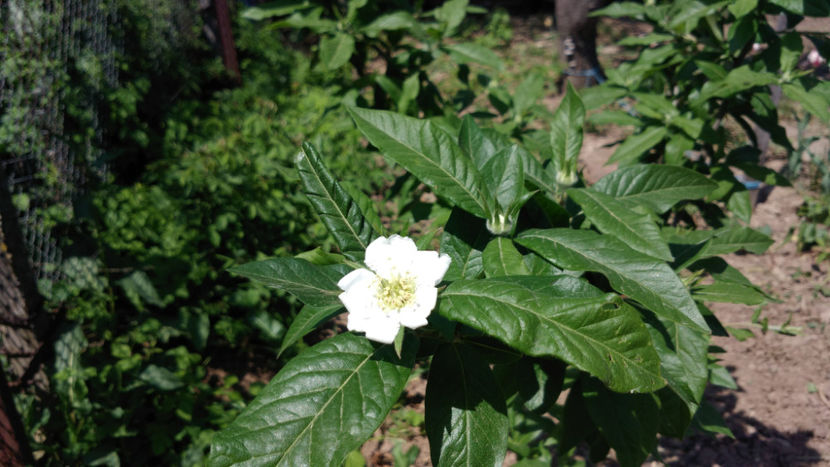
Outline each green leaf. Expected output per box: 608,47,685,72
590,1,646,17
733,163,791,187
607,126,668,165
768,0,830,15
425,344,508,467
516,229,708,331
229,258,347,308
480,145,524,212
727,189,752,224
444,43,504,70
139,364,184,391
458,116,503,169
694,66,777,104
592,165,717,213
440,208,489,281
642,309,709,417
513,73,545,115
278,304,343,357
587,110,642,127
319,33,355,70
702,226,773,256
728,0,757,18
434,0,468,35
482,238,529,277
782,82,830,122
117,270,163,309
209,333,416,466
691,401,734,438
363,11,417,36
583,378,659,467
348,107,490,217
692,282,766,305
439,277,665,393
618,33,674,46
550,83,585,176
341,181,386,236
242,0,312,20
296,142,375,253
567,188,673,261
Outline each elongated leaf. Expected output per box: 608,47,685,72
692,282,766,305
593,165,717,213
694,66,777,104
782,82,830,122
728,0,757,18
296,143,375,253
642,309,709,416
583,378,659,467
550,83,585,168
439,277,665,393
516,229,708,331
459,116,499,168
481,145,524,212
482,238,529,277
440,208,490,281
341,181,386,236
348,107,490,217
209,333,416,466
229,258,347,308
362,11,417,36
607,126,668,165
319,33,355,70
702,226,773,257
278,304,343,356
768,0,830,15
590,1,646,17
567,188,673,261
444,43,504,70
426,344,508,467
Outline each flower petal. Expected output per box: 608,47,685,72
360,314,401,344
411,250,452,285
337,268,375,291
365,235,418,278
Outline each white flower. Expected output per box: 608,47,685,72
337,235,451,344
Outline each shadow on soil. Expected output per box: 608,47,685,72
658,371,822,467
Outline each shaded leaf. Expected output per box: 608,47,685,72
229,258,348,308
209,333,416,466
439,277,665,393
278,304,343,356
296,142,375,253
426,344,508,467
516,229,708,331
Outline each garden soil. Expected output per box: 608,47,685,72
360,14,830,466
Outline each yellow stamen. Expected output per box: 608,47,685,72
376,276,416,311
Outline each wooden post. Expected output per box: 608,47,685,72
214,0,241,81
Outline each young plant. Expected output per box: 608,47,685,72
584,0,830,225
209,88,771,466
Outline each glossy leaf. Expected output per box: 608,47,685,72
425,344,508,467
592,164,717,213
348,107,490,217
439,277,665,393
458,115,500,168
482,238,529,277
550,83,585,174
209,333,416,466
567,188,673,261
480,145,524,212
607,126,668,165
642,309,709,416
583,378,659,467
229,258,347,308
296,142,375,253
278,304,343,356
692,282,766,305
440,208,489,281
516,229,708,331
444,43,504,70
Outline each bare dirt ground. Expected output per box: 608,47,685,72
362,14,830,467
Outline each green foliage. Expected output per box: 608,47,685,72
211,85,773,466
588,0,830,225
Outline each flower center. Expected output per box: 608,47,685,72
376,275,416,311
